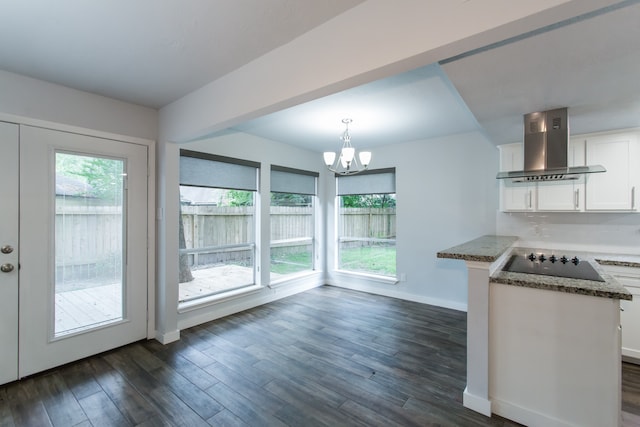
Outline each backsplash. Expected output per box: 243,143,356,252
497,212,640,254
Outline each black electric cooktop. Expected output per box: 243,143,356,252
503,253,605,282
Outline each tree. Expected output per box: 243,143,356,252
271,192,312,207
340,194,396,208
78,158,124,202
56,153,124,202
178,209,194,283
227,190,254,206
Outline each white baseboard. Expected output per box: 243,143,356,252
326,279,468,312
623,348,640,362
156,329,180,344
491,397,575,427
463,388,492,417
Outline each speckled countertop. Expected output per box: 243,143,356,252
491,247,632,301
437,235,518,263
594,256,640,269
437,235,635,300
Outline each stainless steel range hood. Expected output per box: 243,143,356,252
496,108,606,181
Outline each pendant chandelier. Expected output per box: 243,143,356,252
323,118,371,175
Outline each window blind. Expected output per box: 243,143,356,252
179,149,259,191
337,168,396,195
270,165,318,195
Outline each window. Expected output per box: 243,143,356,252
337,168,396,277
178,150,260,302
55,152,125,336
270,166,318,282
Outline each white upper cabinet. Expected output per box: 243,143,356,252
498,129,640,213
499,143,534,211
536,139,585,211
584,131,639,211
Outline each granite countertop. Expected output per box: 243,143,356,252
437,235,518,263
437,235,634,300
594,256,640,269
491,247,632,300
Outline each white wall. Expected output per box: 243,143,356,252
327,131,499,311
497,211,640,254
0,70,158,140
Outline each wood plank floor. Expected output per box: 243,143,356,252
1,285,640,426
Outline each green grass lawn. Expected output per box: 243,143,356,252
339,246,396,276
270,252,313,275
270,246,396,277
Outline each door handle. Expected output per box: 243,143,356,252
0,245,13,254
0,263,14,273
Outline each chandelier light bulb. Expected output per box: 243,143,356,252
341,147,355,164
323,151,336,166
359,151,372,167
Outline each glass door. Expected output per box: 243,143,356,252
54,152,127,336
19,125,148,378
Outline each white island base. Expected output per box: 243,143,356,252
437,236,626,427
489,282,621,427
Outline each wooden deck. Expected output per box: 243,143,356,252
55,265,267,334
179,265,255,302
55,283,122,336
179,265,283,302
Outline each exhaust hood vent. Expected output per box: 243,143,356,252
496,108,606,181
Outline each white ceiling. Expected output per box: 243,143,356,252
0,0,364,108
231,63,481,152
1,1,639,149
442,0,640,145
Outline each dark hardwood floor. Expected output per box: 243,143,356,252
1,285,639,426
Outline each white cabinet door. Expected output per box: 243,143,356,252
621,284,640,361
602,265,640,361
537,139,585,211
0,122,19,385
499,143,534,211
585,132,638,211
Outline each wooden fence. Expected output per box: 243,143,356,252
55,204,123,284
181,206,396,243
339,207,396,239
55,205,396,278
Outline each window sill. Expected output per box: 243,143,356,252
269,270,321,288
178,284,263,314
333,269,398,285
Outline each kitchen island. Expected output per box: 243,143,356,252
438,235,631,427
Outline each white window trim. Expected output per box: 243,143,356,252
269,270,321,288
333,269,399,285
178,284,263,314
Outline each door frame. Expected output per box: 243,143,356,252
0,121,19,385
0,113,156,343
